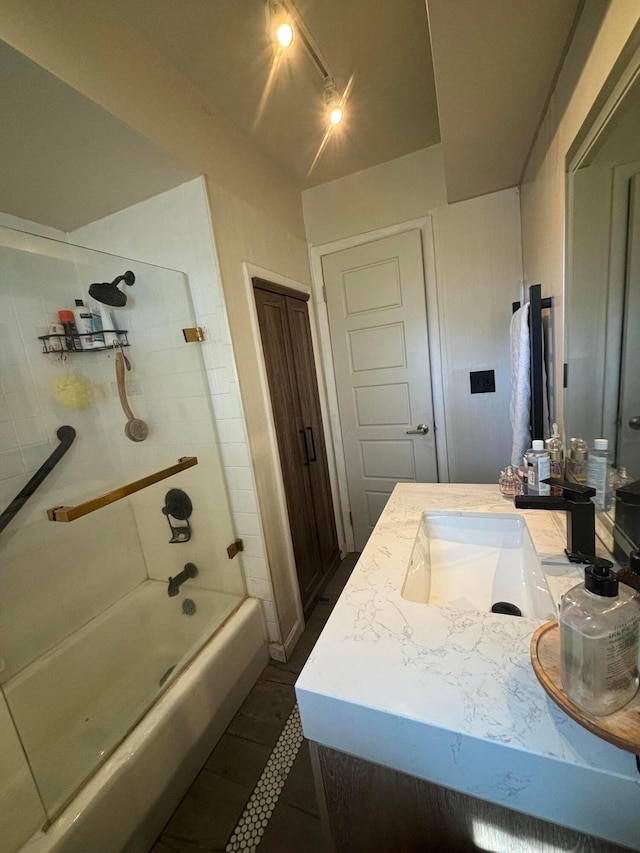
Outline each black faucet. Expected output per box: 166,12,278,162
514,480,596,558
167,562,199,597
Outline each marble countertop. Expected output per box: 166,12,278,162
295,484,640,850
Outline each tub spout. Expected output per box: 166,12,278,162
167,562,198,597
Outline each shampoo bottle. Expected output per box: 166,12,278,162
587,438,612,511
525,439,550,496
560,561,640,715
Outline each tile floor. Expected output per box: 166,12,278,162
151,553,358,853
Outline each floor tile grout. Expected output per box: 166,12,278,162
151,552,358,853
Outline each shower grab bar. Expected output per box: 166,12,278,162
47,456,198,522
0,425,76,535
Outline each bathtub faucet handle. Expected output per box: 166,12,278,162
167,562,199,597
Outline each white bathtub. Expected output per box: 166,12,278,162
10,581,269,853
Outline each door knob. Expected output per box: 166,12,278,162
406,423,429,435
629,416,640,430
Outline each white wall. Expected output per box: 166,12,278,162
520,0,640,426
303,146,523,483
302,147,448,246
70,179,281,646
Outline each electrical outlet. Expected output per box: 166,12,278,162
470,370,495,394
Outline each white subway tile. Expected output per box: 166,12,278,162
0,448,24,479
233,511,261,536
246,577,273,601
229,489,258,514
224,466,255,491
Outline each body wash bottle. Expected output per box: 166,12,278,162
560,560,640,715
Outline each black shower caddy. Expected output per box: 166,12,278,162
38,329,130,354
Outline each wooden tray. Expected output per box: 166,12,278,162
531,620,640,753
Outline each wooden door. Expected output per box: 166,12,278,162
254,280,339,611
322,230,438,550
286,297,340,575
254,286,322,608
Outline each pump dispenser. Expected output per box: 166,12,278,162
560,558,640,715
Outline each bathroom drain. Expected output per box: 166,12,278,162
491,601,522,617
159,665,176,687
182,598,196,615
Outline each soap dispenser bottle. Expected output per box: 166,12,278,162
560,558,640,715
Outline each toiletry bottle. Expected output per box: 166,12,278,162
545,423,564,496
58,309,82,351
613,467,633,492
560,560,640,715
566,436,588,484
499,465,523,500
90,307,105,347
525,439,551,496
98,303,118,347
616,550,640,593
73,299,97,349
587,438,612,511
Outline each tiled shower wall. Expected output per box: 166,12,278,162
70,179,280,644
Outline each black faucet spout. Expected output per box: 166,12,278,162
514,480,596,557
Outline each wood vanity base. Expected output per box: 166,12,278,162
310,743,631,853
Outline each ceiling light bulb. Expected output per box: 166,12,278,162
330,106,343,125
276,20,294,48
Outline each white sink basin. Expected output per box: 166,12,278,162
401,511,556,620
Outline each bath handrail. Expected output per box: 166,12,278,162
47,456,198,522
0,425,76,535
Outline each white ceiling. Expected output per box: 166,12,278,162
105,0,441,188
427,0,581,202
0,1,585,230
0,40,196,232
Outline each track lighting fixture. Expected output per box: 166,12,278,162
268,1,294,49
324,77,344,126
263,0,349,165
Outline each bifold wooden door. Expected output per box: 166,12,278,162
253,278,340,612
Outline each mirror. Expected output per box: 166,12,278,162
565,57,640,538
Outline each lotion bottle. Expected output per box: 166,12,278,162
560,561,640,715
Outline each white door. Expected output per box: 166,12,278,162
618,175,640,476
322,229,438,550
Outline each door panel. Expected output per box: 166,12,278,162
286,297,341,576
322,230,437,550
253,288,322,606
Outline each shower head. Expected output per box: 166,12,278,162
89,271,135,307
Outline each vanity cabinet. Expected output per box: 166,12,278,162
310,743,630,853
253,278,340,611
